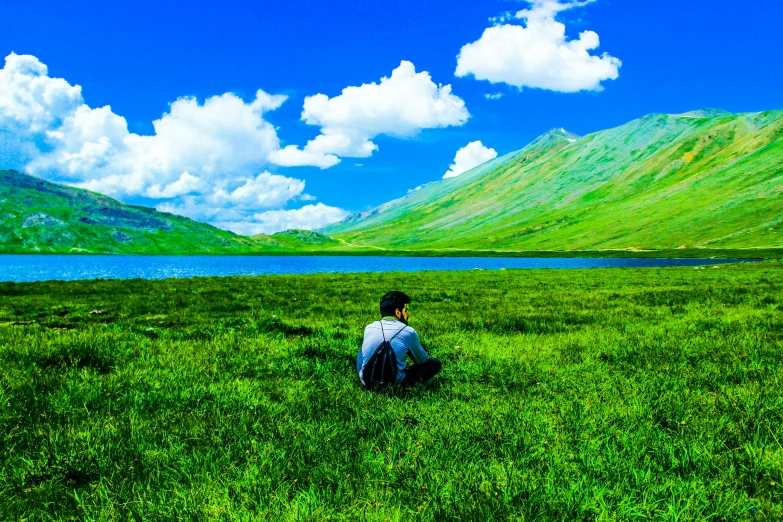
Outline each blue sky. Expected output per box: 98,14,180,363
1,0,781,234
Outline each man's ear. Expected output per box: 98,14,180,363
394,308,402,318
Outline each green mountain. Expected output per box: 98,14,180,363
323,109,783,251
0,170,337,254
4,108,781,256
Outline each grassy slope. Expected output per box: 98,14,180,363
0,170,345,255
325,110,783,252
1,264,782,519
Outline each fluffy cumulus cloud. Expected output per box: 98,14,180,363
30,89,289,196
455,0,621,92
0,53,84,169
270,61,470,168
443,141,498,179
156,174,347,234
208,203,350,236
0,52,349,234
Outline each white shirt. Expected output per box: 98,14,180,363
356,318,430,384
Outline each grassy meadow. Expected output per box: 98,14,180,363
1,262,782,520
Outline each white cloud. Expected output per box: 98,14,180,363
443,141,497,179
211,172,305,209
210,203,350,235
0,53,84,169
0,52,341,234
268,145,340,169
455,0,621,92
33,91,288,194
0,52,291,194
154,171,308,223
252,203,349,233
484,93,504,100
270,61,470,167
146,171,203,198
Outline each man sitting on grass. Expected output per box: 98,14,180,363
357,291,441,388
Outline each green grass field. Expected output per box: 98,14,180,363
1,263,782,520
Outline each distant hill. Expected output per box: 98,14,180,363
0,170,338,254
323,109,783,251
257,229,338,247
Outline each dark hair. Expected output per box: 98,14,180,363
380,291,410,317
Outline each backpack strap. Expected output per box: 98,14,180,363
388,325,407,342
379,321,406,343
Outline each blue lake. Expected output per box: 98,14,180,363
0,255,751,283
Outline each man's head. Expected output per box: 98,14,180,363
380,290,411,324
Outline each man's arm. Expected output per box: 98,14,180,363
404,328,430,365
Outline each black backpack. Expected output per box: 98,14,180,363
362,322,406,389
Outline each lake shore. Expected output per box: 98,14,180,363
2,246,782,259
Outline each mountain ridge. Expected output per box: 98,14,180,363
322,108,783,250
3,107,781,256
327,126,580,234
